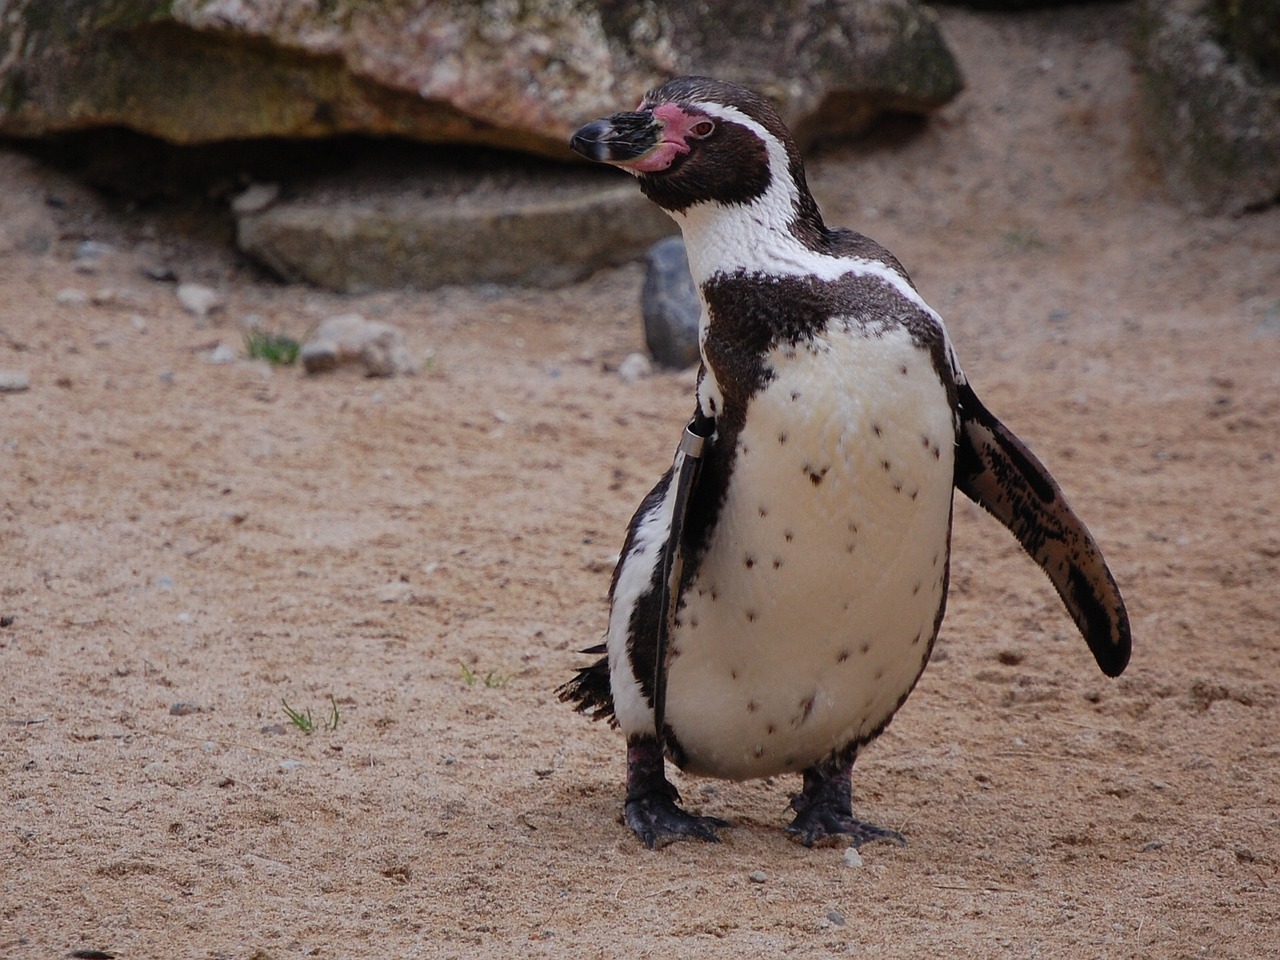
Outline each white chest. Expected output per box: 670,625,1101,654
665,322,957,779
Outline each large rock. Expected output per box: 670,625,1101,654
1134,0,1280,214
234,151,673,291
0,0,961,157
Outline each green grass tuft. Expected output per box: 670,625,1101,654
244,330,301,366
282,696,339,733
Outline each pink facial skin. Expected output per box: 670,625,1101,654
614,102,711,173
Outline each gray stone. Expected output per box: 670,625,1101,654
933,1,1126,8
231,182,280,215
0,1,961,158
616,352,653,383
641,236,701,370
176,283,222,318
55,288,89,306
301,313,417,377
843,846,864,868
1135,0,1280,214
236,158,672,291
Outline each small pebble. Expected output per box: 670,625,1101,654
231,182,281,215
145,265,178,283
748,870,767,884
843,847,864,868
279,759,304,772
169,702,202,716
827,909,846,926
205,343,237,364
55,288,90,306
0,371,30,393
617,352,653,383
260,723,288,736
77,240,115,260
177,283,222,319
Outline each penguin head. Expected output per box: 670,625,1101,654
570,76,816,220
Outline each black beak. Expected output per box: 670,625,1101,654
570,111,660,163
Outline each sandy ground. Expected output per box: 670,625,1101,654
3,6,1279,959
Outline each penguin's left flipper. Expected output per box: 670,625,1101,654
954,381,1131,677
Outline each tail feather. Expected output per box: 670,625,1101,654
556,644,617,726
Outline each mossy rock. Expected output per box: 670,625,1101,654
1135,0,1280,213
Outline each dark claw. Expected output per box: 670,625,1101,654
625,791,731,849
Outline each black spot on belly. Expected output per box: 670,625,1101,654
731,668,738,680
790,390,801,401
912,581,921,596
912,629,925,647
899,364,909,376
784,530,794,543
881,459,891,472
874,668,885,681
778,432,788,445
808,467,827,486
772,557,782,569
910,489,919,501
758,506,768,518
837,649,850,663
893,482,902,493
872,423,882,437
744,555,756,569
845,542,855,553
747,699,757,712
745,609,758,623
766,723,776,735
796,694,816,726
860,642,871,655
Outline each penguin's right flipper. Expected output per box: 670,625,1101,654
954,381,1131,677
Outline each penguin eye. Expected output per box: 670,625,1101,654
690,119,715,139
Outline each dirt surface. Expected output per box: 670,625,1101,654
3,6,1279,959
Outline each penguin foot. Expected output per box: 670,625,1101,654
625,791,730,849
625,735,729,848
786,760,907,849
784,806,906,848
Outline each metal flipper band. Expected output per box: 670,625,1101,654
653,416,714,747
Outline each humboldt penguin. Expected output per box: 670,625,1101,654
560,76,1130,849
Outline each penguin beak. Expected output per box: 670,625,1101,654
570,111,663,166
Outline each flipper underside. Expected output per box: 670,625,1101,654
954,381,1131,677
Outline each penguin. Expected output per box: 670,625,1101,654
559,77,1130,849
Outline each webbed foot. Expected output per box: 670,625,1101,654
625,790,730,849
626,736,730,849
785,759,906,849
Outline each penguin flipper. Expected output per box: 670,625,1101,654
954,381,1131,677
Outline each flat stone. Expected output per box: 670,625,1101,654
0,370,30,393
236,156,672,291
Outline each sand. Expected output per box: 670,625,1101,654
2,6,1278,958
